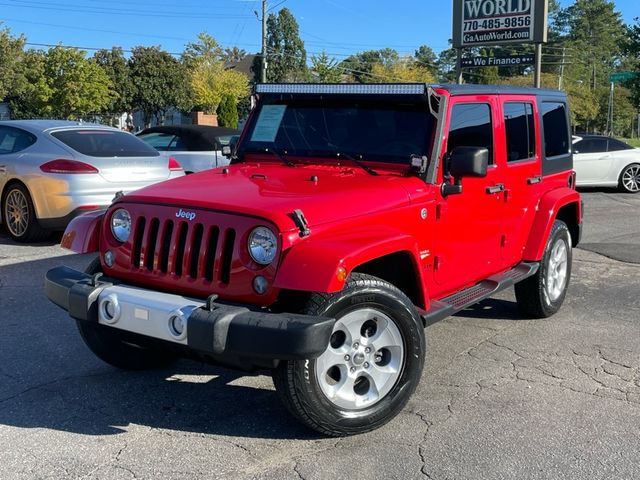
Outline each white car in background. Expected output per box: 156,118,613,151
137,125,241,174
572,134,640,193
0,120,184,242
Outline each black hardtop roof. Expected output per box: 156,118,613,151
140,124,240,137
255,82,565,98
138,124,240,150
436,83,566,97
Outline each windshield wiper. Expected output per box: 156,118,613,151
267,147,296,167
334,151,378,176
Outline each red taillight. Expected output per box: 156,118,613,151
168,156,183,171
40,159,99,174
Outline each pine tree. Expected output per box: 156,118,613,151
217,94,238,128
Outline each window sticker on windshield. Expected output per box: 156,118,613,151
250,105,287,142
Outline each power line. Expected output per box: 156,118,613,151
267,0,287,12
1,0,253,19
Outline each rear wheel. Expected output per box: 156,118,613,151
515,220,572,318
273,274,425,436
76,258,179,370
2,183,50,242
619,163,640,193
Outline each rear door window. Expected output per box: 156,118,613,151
52,129,159,157
574,138,608,154
447,103,493,164
541,102,570,158
504,102,535,162
607,138,633,152
0,126,37,154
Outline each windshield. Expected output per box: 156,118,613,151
240,98,434,165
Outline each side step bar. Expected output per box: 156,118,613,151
422,262,539,327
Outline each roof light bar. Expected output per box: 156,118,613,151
255,83,427,95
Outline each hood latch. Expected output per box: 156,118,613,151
290,209,311,238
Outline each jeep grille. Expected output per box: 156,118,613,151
130,216,236,284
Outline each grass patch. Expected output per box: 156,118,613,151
621,138,640,148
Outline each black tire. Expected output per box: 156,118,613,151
618,163,640,193
272,273,425,436
76,258,179,370
515,220,572,318
2,183,50,242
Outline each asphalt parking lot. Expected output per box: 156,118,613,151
0,189,639,480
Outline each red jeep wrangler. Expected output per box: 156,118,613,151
46,83,582,436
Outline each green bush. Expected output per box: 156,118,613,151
217,94,238,129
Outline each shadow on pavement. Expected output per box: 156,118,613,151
455,297,524,321
0,251,319,440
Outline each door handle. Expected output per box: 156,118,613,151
0,165,6,174
485,183,505,194
527,175,542,185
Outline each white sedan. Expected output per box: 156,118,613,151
572,135,640,193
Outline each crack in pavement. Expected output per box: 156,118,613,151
0,370,116,405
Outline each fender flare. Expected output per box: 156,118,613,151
274,228,422,295
60,210,104,253
523,188,581,261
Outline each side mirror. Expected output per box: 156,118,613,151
442,146,489,197
222,135,240,158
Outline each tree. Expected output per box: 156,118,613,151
498,73,599,129
414,45,438,76
436,45,459,83
339,49,400,83
184,33,249,115
129,46,190,127
265,8,308,82
217,94,238,128
7,49,50,119
311,51,342,83
223,47,246,63
623,18,640,110
369,58,435,83
93,47,134,121
0,26,25,102
183,32,224,68
40,46,112,119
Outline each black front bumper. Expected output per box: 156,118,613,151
45,266,335,362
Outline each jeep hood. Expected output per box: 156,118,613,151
121,163,414,232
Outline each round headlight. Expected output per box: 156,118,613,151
248,227,278,265
110,208,131,243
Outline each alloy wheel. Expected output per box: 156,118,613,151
546,238,568,302
621,165,640,193
315,307,404,410
5,188,29,237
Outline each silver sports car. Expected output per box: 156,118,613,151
0,120,184,242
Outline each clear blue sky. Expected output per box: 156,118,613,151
1,0,639,59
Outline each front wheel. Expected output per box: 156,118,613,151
273,274,425,436
515,220,572,318
619,163,640,193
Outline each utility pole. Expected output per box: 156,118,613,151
455,48,463,84
558,47,566,90
261,0,267,83
534,43,542,88
606,82,614,136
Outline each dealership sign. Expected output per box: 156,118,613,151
453,0,548,47
461,54,535,67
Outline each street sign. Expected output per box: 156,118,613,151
461,54,535,67
453,0,549,48
609,72,639,83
